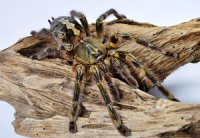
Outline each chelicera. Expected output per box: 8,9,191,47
31,9,179,136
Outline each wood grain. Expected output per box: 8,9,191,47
0,18,200,137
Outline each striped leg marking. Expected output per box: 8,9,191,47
114,51,180,102
70,10,91,36
96,9,126,38
69,65,85,133
90,65,131,136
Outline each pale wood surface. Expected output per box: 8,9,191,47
0,18,200,137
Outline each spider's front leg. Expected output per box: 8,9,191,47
69,64,85,133
70,10,91,36
96,9,126,38
90,65,131,137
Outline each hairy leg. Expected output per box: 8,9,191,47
111,57,139,88
90,65,131,136
69,64,85,133
30,46,67,60
114,51,180,102
30,42,74,60
97,62,121,101
70,10,91,36
96,9,126,38
109,33,179,58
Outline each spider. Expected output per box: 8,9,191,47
31,9,179,137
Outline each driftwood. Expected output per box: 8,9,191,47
0,18,200,138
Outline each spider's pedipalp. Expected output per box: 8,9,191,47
90,65,131,136
69,64,85,133
114,51,180,101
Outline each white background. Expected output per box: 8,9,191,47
0,0,200,137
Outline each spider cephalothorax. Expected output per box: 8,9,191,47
32,9,179,137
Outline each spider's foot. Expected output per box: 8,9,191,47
69,121,78,133
117,124,131,137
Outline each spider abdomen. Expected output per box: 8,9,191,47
74,37,107,64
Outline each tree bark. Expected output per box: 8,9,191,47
0,18,200,138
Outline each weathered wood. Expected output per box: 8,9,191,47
0,18,200,138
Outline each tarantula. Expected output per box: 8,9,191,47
31,9,179,136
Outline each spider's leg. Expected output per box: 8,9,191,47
97,62,121,101
109,33,179,58
30,46,69,60
134,37,179,58
69,64,85,133
110,58,139,88
31,28,51,36
70,10,90,36
96,9,126,38
126,60,154,91
156,84,180,102
90,65,131,136
114,51,180,102
108,33,133,48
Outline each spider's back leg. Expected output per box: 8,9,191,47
111,58,139,88
114,51,180,102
